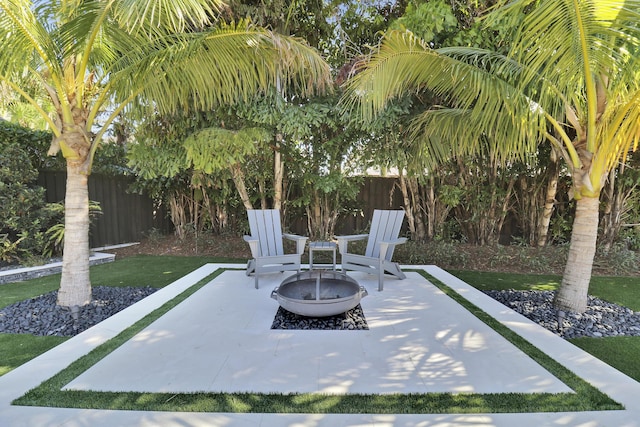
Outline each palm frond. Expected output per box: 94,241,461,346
0,0,62,78
594,89,640,174
343,30,546,162
409,106,539,168
108,21,331,115
493,0,640,116
111,0,223,34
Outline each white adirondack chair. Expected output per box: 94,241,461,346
244,209,308,289
336,209,407,291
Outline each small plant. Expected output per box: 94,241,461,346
43,201,103,258
517,247,549,272
510,235,530,247
489,245,512,268
594,243,639,275
0,233,24,263
549,212,573,244
620,226,640,251
43,224,65,258
143,228,164,243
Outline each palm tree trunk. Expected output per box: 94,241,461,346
426,175,437,240
56,162,91,308
554,196,599,313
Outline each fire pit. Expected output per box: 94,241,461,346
271,270,368,317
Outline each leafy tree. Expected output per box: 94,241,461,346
450,147,517,245
129,106,284,237
324,0,408,70
280,95,362,239
184,126,271,210
354,0,514,244
344,0,640,312
600,151,640,250
0,0,330,308
511,145,565,247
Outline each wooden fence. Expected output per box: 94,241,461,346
38,171,171,248
37,172,403,247
286,177,404,236
331,177,403,235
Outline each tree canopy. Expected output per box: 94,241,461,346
343,0,640,312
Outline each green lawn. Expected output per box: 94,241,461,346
1,258,638,413
0,334,67,377
571,336,640,382
449,270,640,311
0,255,234,310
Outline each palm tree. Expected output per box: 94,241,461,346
344,0,640,312
0,0,331,308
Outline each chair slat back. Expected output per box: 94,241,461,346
365,210,405,260
247,209,285,257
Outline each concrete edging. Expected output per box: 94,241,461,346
0,252,116,285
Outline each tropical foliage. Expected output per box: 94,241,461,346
0,0,330,307
343,0,640,312
0,130,57,263
3,0,639,317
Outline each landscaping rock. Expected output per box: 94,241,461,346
2,285,637,339
483,289,640,339
0,286,157,337
271,304,369,330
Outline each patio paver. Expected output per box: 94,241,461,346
0,264,639,426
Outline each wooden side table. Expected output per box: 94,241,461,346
308,241,337,270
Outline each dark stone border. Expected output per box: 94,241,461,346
0,253,115,285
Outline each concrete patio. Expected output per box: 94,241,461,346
0,264,639,426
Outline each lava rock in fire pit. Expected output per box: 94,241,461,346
271,304,369,330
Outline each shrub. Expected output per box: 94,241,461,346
395,240,469,268
619,226,640,252
0,143,57,264
594,243,639,275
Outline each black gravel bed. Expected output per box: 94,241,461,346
4,285,637,339
484,289,640,339
271,304,369,330
0,286,157,337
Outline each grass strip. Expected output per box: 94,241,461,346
419,271,622,412
0,334,68,376
13,269,622,414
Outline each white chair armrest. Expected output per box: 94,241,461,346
283,234,308,254
243,235,260,258
378,238,408,259
379,237,408,246
335,234,369,254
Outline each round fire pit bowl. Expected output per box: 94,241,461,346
271,270,368,317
